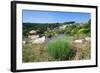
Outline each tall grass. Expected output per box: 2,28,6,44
47,35,74,60
80,42,91,60
22,43,35,62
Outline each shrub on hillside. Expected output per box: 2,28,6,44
47,35,75,60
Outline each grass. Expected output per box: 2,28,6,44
72,39,91,60
80,41,91,59
22,43,54,62
22,43,35,62
47,35,75,60
22,34,91,62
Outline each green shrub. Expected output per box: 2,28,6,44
45,30,56,38
78,28,89,34
71,28,79,35
47,35,74,60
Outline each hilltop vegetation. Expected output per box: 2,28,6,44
23,21,75,37
23,20,90,39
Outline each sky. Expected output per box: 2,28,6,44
22,10,91,23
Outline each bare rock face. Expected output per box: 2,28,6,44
29,30,36,34
28,35,39,40
32,36,46,44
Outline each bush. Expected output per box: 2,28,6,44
71,28,79,35
45,30,56,38
78,28,89,34
47,35,74,60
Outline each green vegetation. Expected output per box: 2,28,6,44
22,20,91,62
47,35,75,60
23,20,90,38
23,21,75,37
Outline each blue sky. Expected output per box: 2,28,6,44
22,10,91,23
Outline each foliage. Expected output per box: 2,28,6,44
23,20,91,38
23,23,60,37
71,28,79,35
44,30,56,38
78,28,89,34
47,35,75,60
23,21,76,37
